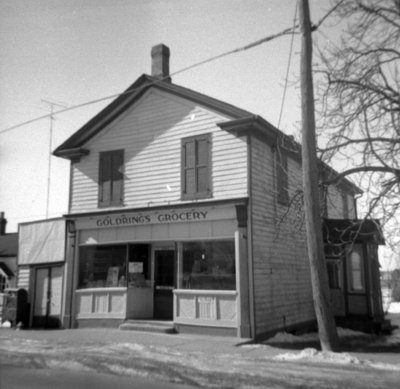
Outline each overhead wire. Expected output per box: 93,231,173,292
0,2,342,136
277,1,298,129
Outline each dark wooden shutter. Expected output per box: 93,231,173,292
99,150,124,207
196,137,209,193
99,152,112,206
182,134,211,199
183,139,196,195
111,150,124,205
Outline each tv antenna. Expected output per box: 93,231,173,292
41,99,68,219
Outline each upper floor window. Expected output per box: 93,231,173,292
98,150,124,207
181,134,211,199
275,149,289,205
342,192,349,218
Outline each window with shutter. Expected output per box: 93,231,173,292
98,150,124,207
275,148,289,205
181,134,211,200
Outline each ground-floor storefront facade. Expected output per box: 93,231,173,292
66,200,251,337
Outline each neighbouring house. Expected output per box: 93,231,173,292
0,212,18,323
323,219,389,332
0,213,17,292
50,44,387,339
17,218,68,328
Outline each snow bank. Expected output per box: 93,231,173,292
273,348,400,371
266,326,368,345
274,348,361,365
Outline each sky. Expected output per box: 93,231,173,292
2,0,398,270
2,0,338,231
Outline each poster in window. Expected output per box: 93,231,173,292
106,266,119,287
129,262,143,273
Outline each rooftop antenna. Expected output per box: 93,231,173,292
41,99,68,219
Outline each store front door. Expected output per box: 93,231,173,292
154,250,175,320
32,265,63,328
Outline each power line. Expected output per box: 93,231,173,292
0,2,341,136
0,28,296,136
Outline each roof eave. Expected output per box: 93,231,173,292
54,147,90,161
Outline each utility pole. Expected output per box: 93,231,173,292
299,0,340,351
42,99,67,219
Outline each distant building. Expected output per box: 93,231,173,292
47,44,388,338
0,212,18,323
17,218,67,328
0,213,17,292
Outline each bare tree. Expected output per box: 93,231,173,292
315,0,400,258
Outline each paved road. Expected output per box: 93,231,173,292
0,365,195,389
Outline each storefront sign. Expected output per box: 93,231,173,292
94,210,209,227
75,206,237,231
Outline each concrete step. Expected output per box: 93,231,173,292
119,320,176,334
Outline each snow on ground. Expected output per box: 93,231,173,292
257,307,400,371
388,301,400,314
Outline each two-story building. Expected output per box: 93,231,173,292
53,44,386,339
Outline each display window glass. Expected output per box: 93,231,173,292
180,240,236,290
78,244,150,289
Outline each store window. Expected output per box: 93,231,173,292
128,244,151,287
79,245,126,288
180,240,235,290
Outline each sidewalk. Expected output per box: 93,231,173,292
1,324,400,389
0,326,279,358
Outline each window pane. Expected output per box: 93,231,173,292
79,245,126,288
196,138,208,166
349,246,364,291
181,240,235,290
185,168,196,194
327,261,341,289
197,166,208,192
185,141,195,168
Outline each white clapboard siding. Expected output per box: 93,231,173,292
17,266,30,290
70,89,248,213
250,137,315,336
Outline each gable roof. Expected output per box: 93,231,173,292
0,262,14,277
53,74,254,159
53,74,361,195
0,233,18,257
